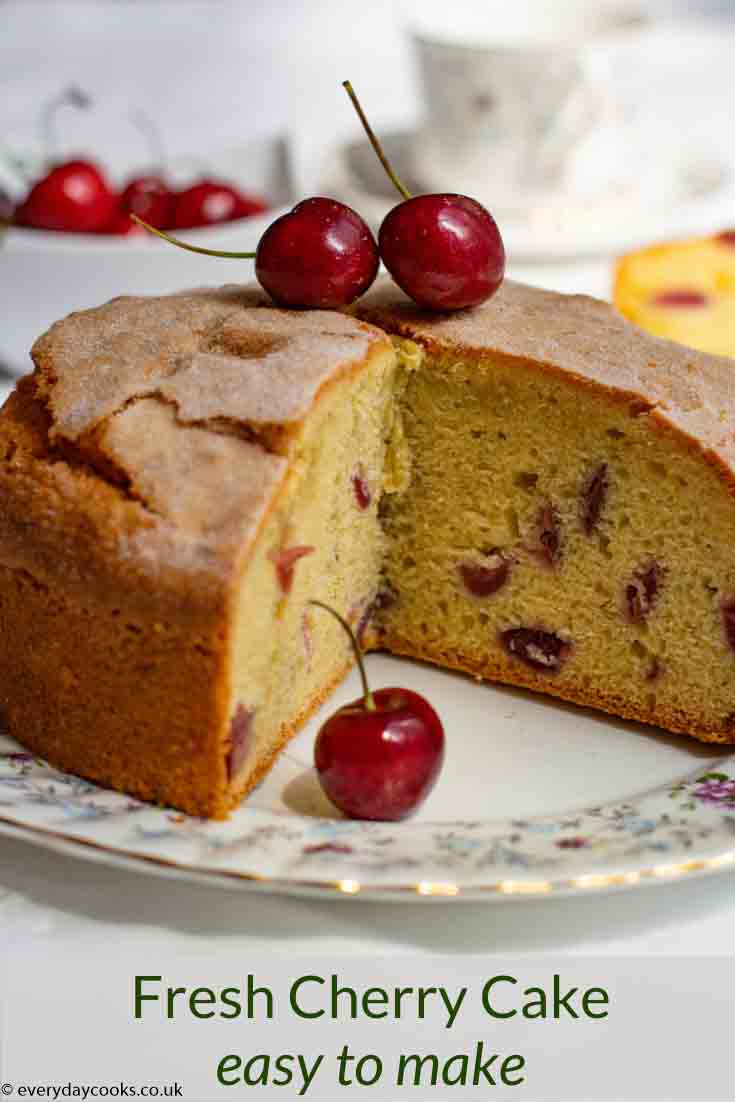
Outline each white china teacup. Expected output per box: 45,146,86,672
409,0,648,200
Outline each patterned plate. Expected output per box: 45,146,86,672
1,655,734,901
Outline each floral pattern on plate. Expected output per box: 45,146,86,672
2,733,735,900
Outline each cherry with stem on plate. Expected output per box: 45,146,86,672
131,194,380,309
342,80,506,311
309,600,444,821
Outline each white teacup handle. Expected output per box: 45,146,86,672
529,51,614,187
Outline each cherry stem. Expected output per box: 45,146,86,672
129,108,166,174
130,214,256,258
342,80,412,202
309,600,376,712
42,85,92,163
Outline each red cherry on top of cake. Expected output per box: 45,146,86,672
309,600,444,821
342,81,506,311
131,195,380,309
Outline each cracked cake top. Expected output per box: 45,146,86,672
0,286,390,610
28,284,389,544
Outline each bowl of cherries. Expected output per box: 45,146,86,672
0,102,289,372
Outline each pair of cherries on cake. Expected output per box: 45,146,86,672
134,82,506,313
135,83,506,822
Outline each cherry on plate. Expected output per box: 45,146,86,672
310,600,444,821
131,195,380,309
15,159,115,233
343,80,506,311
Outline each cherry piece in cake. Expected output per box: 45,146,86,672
269,545,314,594
580,464,609,536
226,703,255,780
651,289,710,309
501,627,571,673
352,464,372,510
458,551,510,597
624,562,664,624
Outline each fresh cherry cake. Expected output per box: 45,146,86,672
1,278,735,817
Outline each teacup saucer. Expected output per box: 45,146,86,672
313,128,731,260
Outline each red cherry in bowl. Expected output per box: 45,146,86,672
234,191,270,220
343,81,505,311
15,159,115,232
119,175,172,230
171,179,267,229
131,195,380,309
101,209,150,236
310,601,444,820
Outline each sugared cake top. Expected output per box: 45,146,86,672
358,278,735,481
0,286,390,594
33,284,387,447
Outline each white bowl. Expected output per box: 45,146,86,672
0,137,292,374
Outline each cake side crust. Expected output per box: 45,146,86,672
379,635,735,746
0,311,395,818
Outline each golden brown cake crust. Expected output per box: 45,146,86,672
380,636,735,746
0,378,236,817
0,288,392,818
8,278,735,819
30,285,389,576
357,279,735,492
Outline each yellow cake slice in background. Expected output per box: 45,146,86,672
614,230,735,357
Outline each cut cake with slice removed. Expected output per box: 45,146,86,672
3,278,735,819
356,280,735,745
